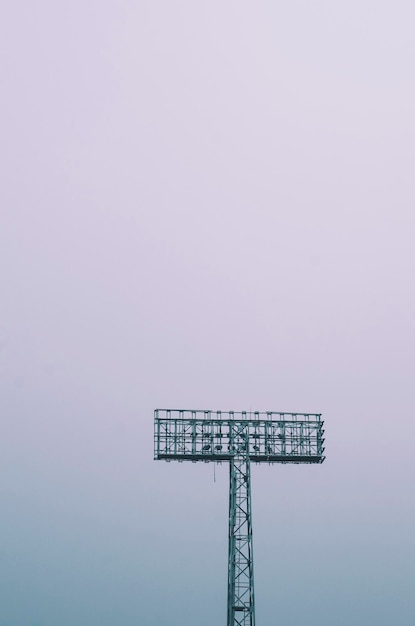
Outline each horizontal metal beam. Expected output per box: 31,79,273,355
155,409,321,420
157,453,324,463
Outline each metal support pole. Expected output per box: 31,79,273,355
227,449,255,626
154,409,325,625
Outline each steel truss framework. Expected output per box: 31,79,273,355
154,409,325,626
228,452,254,626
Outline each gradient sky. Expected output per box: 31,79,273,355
2,1,415,625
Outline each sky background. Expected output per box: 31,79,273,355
1,1,415,624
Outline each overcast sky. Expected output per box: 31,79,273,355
1,1,415,625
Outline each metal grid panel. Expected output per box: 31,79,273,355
154,409,325,463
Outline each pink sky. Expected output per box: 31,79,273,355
1,1,415,624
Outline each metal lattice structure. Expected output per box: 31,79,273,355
154,409,325,626
228,451,255,626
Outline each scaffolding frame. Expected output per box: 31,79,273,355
154,409,325,626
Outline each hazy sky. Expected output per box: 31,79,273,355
2,1,415,625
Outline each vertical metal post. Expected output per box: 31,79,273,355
227,448,255,626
